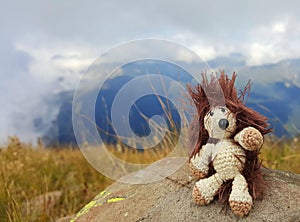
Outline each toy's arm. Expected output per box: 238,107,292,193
234,126,263,151
190,144,214,179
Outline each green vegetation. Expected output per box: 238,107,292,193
0,135,299,221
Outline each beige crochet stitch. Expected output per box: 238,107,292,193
188,71,271,217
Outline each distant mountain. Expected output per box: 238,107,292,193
43,60,190,147
42,92,75,146
248,81,300,137
42,57,300,146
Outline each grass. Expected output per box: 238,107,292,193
0,135,299,221
0,136,113,222
260,136,300,174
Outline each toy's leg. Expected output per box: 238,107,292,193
189,162,207,180
229,174,253,217
192,173,222,205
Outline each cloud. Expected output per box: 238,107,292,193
272,22,287,33
3,1,300,65
0,39,97,143
244,17,300,66
15,40,97,81
1,0,300,142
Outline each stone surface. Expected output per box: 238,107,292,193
22,190,62,217
71,158,300,222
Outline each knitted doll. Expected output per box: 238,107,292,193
188,71,271,217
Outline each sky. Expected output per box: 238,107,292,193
1,0,300,143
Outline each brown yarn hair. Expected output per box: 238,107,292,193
188,70,272,206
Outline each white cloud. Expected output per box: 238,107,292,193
272,22,286,33
15,40,98,81
244,17,300,66
247,42,275,66
1,0,300,142
0,38,101,143
175,48,200,63
190,45,216,61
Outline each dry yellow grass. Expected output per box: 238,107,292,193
0,137,113,222
260,136,300,174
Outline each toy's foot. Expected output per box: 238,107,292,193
192,186,209,205
190,163,207,180
229,174,253,217
229,201,252,217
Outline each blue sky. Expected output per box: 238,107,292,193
1,0,300,143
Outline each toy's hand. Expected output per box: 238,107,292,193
234,126,263,151
189,144,214,179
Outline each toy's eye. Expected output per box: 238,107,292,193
220,108,226,113
209,111,214,116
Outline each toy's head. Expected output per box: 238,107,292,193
188,71,271,158
204,106,236,140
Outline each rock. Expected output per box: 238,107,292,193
56,215,74,222
71,158,300,222
22,190,62,217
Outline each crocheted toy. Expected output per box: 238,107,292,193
188,71,271,217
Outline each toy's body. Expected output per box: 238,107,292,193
188,72,271,217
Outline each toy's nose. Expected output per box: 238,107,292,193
218,119,229,130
